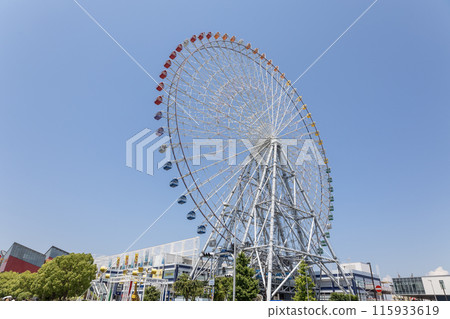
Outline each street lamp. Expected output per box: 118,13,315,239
366,262,378,301
428,280,438,301
203,249,236,301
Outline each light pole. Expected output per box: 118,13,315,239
203,250,235,301
429,280,438,301
233,217,237,301
367,262,378,301
439,280,448,301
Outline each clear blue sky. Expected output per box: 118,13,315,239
1,0,449,280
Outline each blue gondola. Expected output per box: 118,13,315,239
197,225,206,234
156,127,164,136
329,196,334,202
329,186,334,192
154,111,163,120
169,178,179,188
163,161,172,170
328,214,334,221
329,206,334,211
317,248,324,255
177,195,187,204
321,240,327,247
325,232,330,238
187,211,196,220
327,177,333,183
326,168,331,174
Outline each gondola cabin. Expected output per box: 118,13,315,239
187,211,196,220
197,225,206,234
169,179,179,188
177,195,187,204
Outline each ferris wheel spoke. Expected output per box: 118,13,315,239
198,42,270,132
222,41,274,125
183,43,255,114
167,77,261,134
275,90,303,134
273,85,298,134
188,164,250,232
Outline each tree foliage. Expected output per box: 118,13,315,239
173,273,204,301
31,253,97,300
235,252,259,301
293,261,316,301
0,271,37,300
143,285,161,301
213,276,233,301
0,253,96,301
329,292,358,301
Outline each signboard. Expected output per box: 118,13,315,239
116,257,120,268
153,269,163,279
116,283,123,293
125,255,129,267
163,269,175,279
134,253,139,266
208,279,215,286
375,285,382,293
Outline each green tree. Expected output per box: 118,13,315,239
173,273,204,301
293,261,316,301
329,292,358,301
0,271,37,300
235,252,259,301
143,285,161,301
0,271,20,298
32,253,96,300
213,276,233,301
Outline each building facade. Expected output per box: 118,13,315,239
393,275,450,301
92,237,202,301
315,262,387,301
0,242,68,273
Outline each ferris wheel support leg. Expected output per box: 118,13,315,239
241,146,273,246
270,256,306,298
266,141,278,301
280,147,355,295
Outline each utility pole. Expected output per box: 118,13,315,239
367,262,378,301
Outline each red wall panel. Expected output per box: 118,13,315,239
1,255,41,273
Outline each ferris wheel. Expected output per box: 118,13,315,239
153,32,352,300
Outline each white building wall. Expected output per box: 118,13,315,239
342,262,371,274
422,276,450,296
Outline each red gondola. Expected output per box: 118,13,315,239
154,96,163,105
